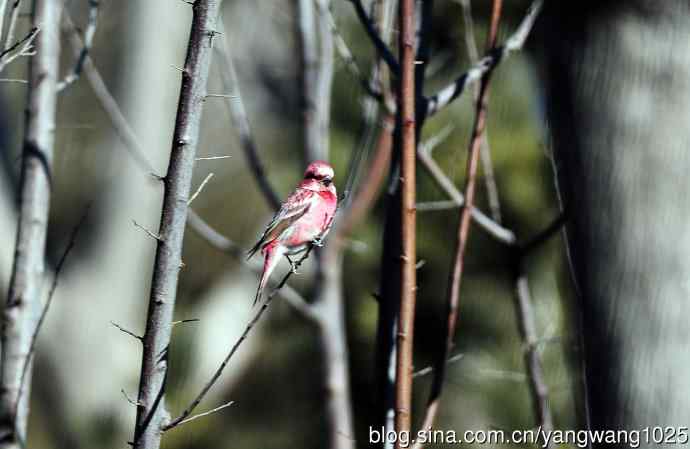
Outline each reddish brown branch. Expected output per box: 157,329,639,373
413,0,502,445
394,0,416,444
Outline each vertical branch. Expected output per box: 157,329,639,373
131,2,221,449
413,1,502,445
459,0,502,223
514,264,554,448
0,1,62,447
395,0,416,444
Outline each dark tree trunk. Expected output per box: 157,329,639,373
541,0,690,439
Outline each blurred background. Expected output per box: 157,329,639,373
0,0,579,448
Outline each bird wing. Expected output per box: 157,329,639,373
246,188,314,259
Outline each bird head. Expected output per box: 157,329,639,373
303,160,335,187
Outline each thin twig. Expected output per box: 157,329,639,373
62,12,158,175
412,353,464,378
424,0,543,117
0,26,39,72
327,4,382,101
132,220,161,241
111,321,143,341
186,210,317,321
163,244,317,432
121,389,141,407
195,155,230,161
2,0,22,54
414,0,503,445
13,205,89,431
216,18,281,209
460,0,502,223
187,172,214,205
168,401,234,428
416,149,515,244
348,0,399,74
514,269,554,448
57,0,100,91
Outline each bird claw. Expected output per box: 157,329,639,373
312,237,324,247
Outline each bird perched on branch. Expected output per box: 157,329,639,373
247,160,338,305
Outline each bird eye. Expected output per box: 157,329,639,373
322,178,332,186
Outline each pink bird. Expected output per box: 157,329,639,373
247,160,338,305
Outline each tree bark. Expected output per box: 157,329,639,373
131,1,221,448
541,0,690,438
0,1,62,447
394,0,416,444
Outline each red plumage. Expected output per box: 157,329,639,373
247,161,337,305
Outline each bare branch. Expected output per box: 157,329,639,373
57,0,100,91
414,0,503,445
167,401,234,428
14,206,89,425
62,12,158,175
121,389,142,407
424,0,543,117
327,4,382,101
348,0,399,74
171,318,200,326
514,270,554,448
460,0,502,223
215,19,281,210
0,1,62,446
0,77,26,83
186,208,317,322
412,353,464,378
111,321,143,342
1,0,23,56
395,0,417,442
132,220,161,241
131,2,222,448
417,149,516,244
195,155,230,161
0,26,39,72
163,244,317,432
187,172,214,205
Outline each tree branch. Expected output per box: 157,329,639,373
163,243,317,432
13,206,89,427
0,1,62,447
414,0,503,445
460,0,502,223
62,12,158,175
131,2,221,448
394,0,416,444
57,0,99,91
215,19,281,210
423,0,543,117
348,0,399,74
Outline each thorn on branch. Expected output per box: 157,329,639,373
121,389,142,407
172,318,200,327
187,172,214,205
162,401,234,431
132,219,162,241
111,321,143,341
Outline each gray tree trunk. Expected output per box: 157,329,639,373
541,0,690,438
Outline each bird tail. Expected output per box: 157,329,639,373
253,244,285,306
